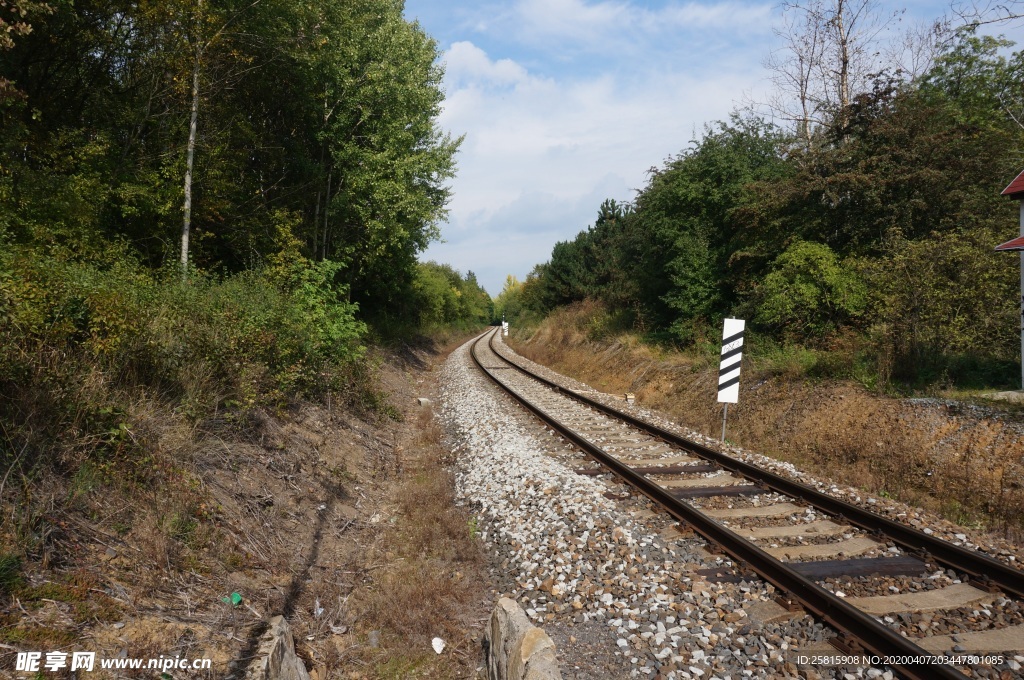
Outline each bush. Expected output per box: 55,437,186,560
0,244,366,475
755,241,867,339
866,229,1018,384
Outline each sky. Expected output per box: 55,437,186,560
402,0,1011,297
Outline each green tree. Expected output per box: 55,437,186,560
627,116,788,336
755,240,867,337
0,0,52,102
0,0,459,330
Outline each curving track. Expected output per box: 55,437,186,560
470,327,1024,680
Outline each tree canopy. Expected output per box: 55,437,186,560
516,27,1024,385
0,0,460,322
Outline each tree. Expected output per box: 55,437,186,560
0,0,459,322
755,240,866,337
762,0,895,139
0,0,52,103
764,0,828,143
884,18,949,81
953,0,1024,28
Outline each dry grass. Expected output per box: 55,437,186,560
351,406,486,678
512,305,1024,542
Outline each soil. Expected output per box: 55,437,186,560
0,337,494,679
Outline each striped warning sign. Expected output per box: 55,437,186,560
717,318,745,403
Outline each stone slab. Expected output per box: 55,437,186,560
742,520,846,540
618,455,698,466
980,390,1024,404
484,597,562,680
670,485,762,498
660,474,744,488
916,623,1024,654
644,464,719,475
619,445,677,457
246,616,311,680
704,503,803,519
845,582,996,616
576,463,715,476
600,435,647,445
766,536,881,561
745,600,802,625
660,524,694,540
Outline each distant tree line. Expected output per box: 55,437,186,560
500,24,1024,386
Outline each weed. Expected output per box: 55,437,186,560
374,653,431,679
166,512,198,545
352,396,484,670
222,551,246,571
67,462,99,504
0,554,23,597
0,623,78,648
941,500,986,530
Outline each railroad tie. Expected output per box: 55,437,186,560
765,536,882,560
844,582,997,616
703,503,803,519
916,623,1024,654
659,473,745,489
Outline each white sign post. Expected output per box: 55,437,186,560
717,318,745,442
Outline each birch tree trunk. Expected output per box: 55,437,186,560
181,46,199,273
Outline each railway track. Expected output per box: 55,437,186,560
469,328,1024,679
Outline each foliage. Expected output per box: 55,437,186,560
0,0,52,102
755,241,867,338
0,0,458,320
866,228,1018,384
0,0,473,490
411,262,492,330
493,273,548,328
518,29,1024,388
0,242,366,478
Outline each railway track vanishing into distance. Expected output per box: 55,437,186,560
469,328,1024,679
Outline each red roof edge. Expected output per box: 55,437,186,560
1002,169,1024,199
995,235,1024,251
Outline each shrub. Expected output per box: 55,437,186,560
0,243,366,477
755,241,867,338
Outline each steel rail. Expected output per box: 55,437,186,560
471,329,969,680
487,331,1024,601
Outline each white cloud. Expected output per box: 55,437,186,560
444,41,529,87
409,2,781,295
514,0,630,42
408,0,1024,296
428,39,768,294
439,42,760,213
422,174,632,295
647,1,775,29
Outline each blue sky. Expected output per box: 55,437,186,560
403,0,1015,296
